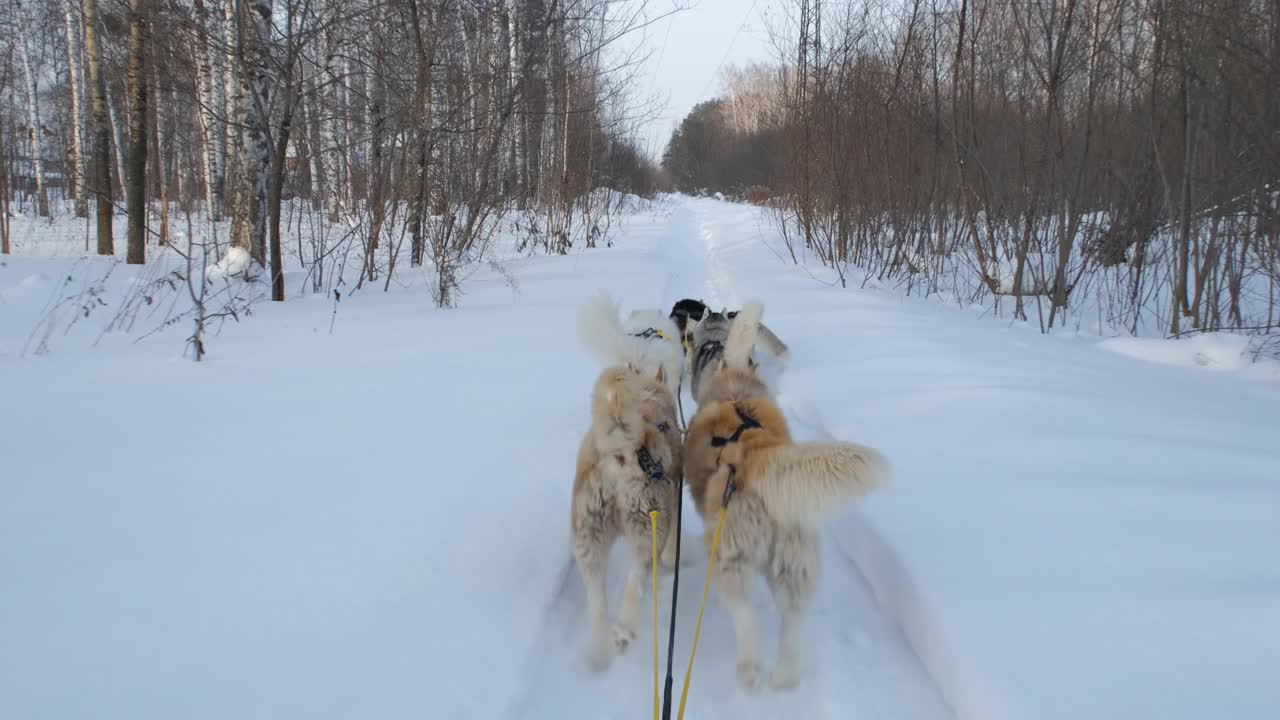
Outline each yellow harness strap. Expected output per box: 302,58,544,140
675,471,737,717
650,510,660,720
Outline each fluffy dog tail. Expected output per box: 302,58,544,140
579,291,677,380
625,309,683,383
757,323,791,366
578,290,629,363
722,300,763,369
749,442,888,525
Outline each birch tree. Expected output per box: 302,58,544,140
17,17,48,217
231,0,273,267
63,0,87,217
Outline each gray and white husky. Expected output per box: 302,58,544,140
688,307,790,402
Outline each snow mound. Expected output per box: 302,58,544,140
1099,332,1271,374
205,247,254,283
7,273,51,298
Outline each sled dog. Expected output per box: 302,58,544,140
683,301,888,690
687,307,738,402
624,308,685,391
669,297,710,346
571,293,684,670
671,298,790,396
579,291,684,395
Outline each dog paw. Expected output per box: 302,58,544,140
770,662,800,690
736,659,765,690
612,624,637,654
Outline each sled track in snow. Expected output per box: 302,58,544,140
508,398,954,720
509,201,955,720
685,201,958,719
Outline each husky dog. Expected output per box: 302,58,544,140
687,308,738,401
671,298,790,394
580,291,684,395
683,302,888,690
624,308,684,392
669,297,710,344
727,309,791,367
669,297,712,362
572,293,685,670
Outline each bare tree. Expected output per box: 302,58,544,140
125,0,148,265
3,0,667,320
83,0,113,255
63,0,87,217
666,0,1278,339
0,117,9,253
16,3,48,217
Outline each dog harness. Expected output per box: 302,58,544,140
632,327,670,341
636,446,666,483
636,420,675,483
709,406,762,448
693,340,723,371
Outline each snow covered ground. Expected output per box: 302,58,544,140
2,196,1278,720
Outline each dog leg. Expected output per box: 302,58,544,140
767,528,820,690
573,540,613,671
770,609,803,691
613,541,653,653
660,525,695,572
715,560,764,690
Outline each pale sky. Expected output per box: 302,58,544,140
623,0,785,160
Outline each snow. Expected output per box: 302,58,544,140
3,196,1279,720
204,245,254,283
657,198,1280,720
1100,332,1280,379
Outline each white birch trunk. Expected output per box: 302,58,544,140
169,83,185,208
508,5,524,200
105,81,127,199
363,53,375,198
222,0,237,213
19,35,48,216
322,73,342,219
341,56,354,209
64,0,87,216
232,0,273,266
318,27,343,219
191,0,217,219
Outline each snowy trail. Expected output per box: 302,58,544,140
10,195,1271,720
509,200,953,720
510,512,947,720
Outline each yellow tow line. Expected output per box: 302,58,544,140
649,510,661,720
677,502,729,719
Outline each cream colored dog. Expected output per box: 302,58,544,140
578,290,684,395
683,301,889,690
571,294,684,670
